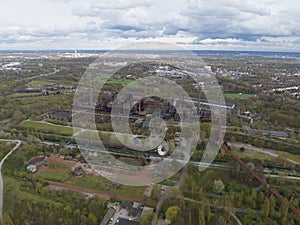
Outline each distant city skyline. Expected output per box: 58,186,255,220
1,0,300,51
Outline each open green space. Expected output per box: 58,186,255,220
224,93,254,99
93,75,142,88
104,79,142,89
231,145,300,164
231,147,274,161
48,162,70,170
20,120,74,136
65,174,146,199
8,92,43,98
169,175,180,181
4,177,57,204
158,180,176,187
277,151,300,164
37,171,71,182
27,81,53,88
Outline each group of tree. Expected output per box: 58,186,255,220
3,185,107,225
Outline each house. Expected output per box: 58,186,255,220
27,164,37,173
120,202,134,210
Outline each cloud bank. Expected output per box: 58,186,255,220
1,0,300,50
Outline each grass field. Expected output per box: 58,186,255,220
224,93,254,99
105,79,142,88
38,171,71,182
231,147,273,161
231,146,300,164
158,180,176,186
9,92,42,98
93,75,142,88
169,175,181,181
20,120,137,146
66,174,146,199
48,162,70,170
27,81,52,88
20,120,73,136
277,151,300,164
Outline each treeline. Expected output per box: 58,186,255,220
3,188,107,225
225,131,300,155
163,183,300,225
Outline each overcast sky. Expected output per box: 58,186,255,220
1,0,300,51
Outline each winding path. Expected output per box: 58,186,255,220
0,139,21,219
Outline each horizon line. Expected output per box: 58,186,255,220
1,49,300,53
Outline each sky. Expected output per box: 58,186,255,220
1,0,300,51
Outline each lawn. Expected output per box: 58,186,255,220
66,174,146,199
9,92,42,98
27,81,52,88
19,120,133,146
48,162,70,170
277,151,300,164
231,147,274,161
38,171,71,182
20,120,73,136
224,93,254,99
158,180,176,186
231,146,300,164
66,175,106,191
169,175,181,181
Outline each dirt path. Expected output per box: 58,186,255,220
228,142,279,157
33,154,76,177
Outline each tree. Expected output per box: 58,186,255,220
247,189,257,208
257,192,265,206
2,213,15,225
229,136,236,143
262,197,270,217
279,200,289,224
198,187,205,201
165,206,180,223
236,164,241,174
87,212,97,225
151,185,161,200
188,211,192,225
12,110,24,123
214,179,225,194
73,209,81,225
141,212,154,225
198,207,206,225
269,195,276,216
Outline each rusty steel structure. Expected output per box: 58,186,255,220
221,144,300,218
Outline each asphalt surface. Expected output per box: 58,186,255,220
0,139,22,219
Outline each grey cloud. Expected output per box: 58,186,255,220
179,0,298,41
1,0,300,50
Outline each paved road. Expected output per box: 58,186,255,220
266,174,300,181
22,68,59,81
0,139,21,219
